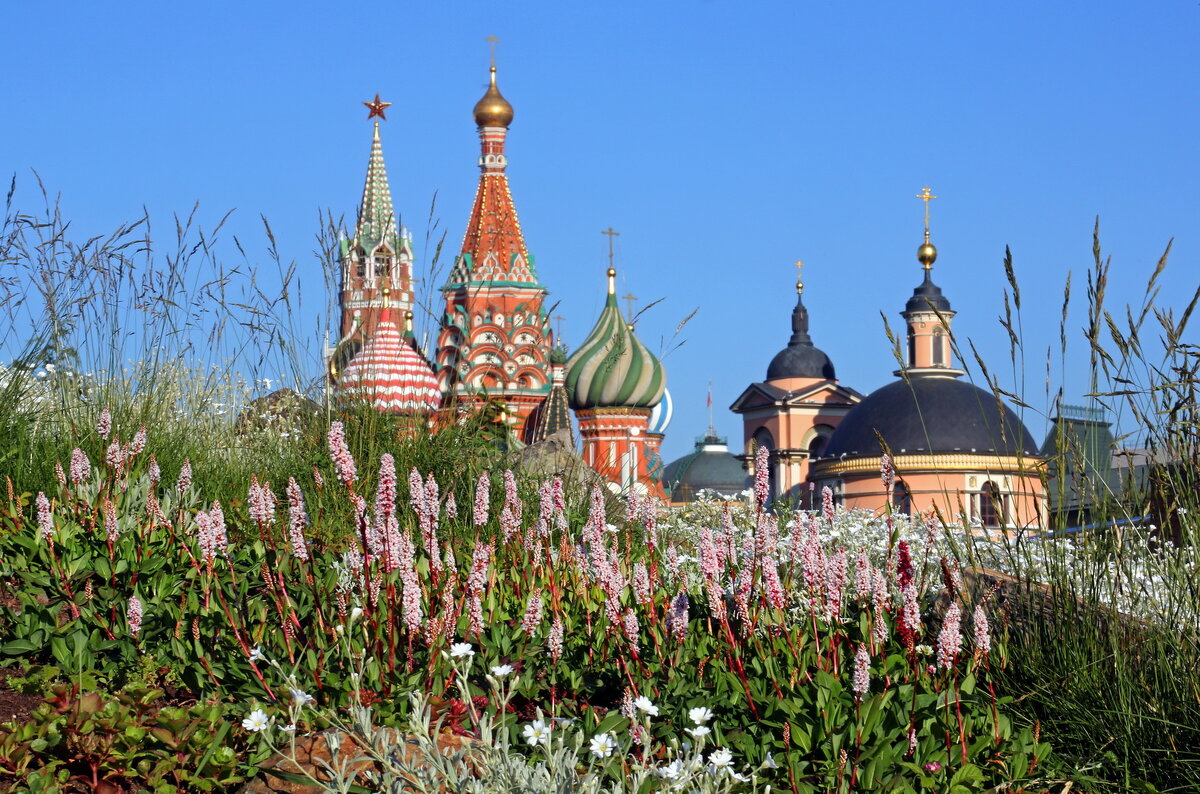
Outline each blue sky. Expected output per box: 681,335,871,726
3,1,1197,462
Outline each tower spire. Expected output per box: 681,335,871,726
356,99,397,251
451,54,530,286
915,186,938,271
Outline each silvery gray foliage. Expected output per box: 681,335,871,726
664,490,1197,626
268,659,765,793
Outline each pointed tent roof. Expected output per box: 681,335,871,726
338,310,441,414
355,121,398,253
447,66,539,287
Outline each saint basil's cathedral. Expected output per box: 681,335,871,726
328,60,1046,529
327,66,669,499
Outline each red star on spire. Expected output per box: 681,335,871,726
363,93,392,120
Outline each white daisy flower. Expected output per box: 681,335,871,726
589,732,617,758
242,708,270,732
523,719,551,746
633,695,658,716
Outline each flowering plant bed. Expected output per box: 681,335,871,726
0,418,1057,792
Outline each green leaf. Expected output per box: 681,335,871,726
949,764,983,786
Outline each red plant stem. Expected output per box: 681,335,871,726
718,617,760,719
953,673,968,765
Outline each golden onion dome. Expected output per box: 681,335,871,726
917,241,938,267
473,66,514,128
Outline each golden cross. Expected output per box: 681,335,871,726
484,35,501,67
916,186,937,240
622,291,639,318
794,259,805,294
601,227,620,269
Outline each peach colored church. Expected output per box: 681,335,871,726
731,197,1046,530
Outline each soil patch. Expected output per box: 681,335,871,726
0,668,44,724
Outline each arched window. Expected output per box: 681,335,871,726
978,481,1003,527
374,256,390,281
892,483,911,516
932,328,945,367
808,434,827,459
907,329,917,368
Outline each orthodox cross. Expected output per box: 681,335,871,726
363,93,392,120
622,291,639,318
916,186,937,240
485,35,501,67
601,226,620,269
794,259,805,295
552,314,566,341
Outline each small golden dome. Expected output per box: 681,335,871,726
473,66,514,128
917,241,938,267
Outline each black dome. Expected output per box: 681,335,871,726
766,291,836,381
905,272,952,314
664,435,748,502
767,344,836,380
822,376,1039,459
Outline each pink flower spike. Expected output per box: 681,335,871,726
521,590,543,637
130,426,147,456
822,486,835,526
622,609,639,654
286,478,310,561
473,472,490,526
753,444,770,506
127,595,143,636
327,421,357,487
177,459,192,496
35,492,53,539
879,454,895,490
548,615,564,662
973,604,991,656
98,406,112,441
853,643,870,700
103,497,119,542
70,448,90,485
936,602,963,670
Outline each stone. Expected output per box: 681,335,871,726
240,728,478,794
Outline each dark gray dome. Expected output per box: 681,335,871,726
905,272,952,314
822,375,1039,459
664,434,748,502
766,291,836,381
767,344,836,380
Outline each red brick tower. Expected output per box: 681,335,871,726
436,64,554,441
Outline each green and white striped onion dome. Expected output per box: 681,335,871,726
566,269,666,410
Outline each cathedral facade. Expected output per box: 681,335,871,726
732,193,1047,530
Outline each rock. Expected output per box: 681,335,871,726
234,389,322,436
240,728,478,794
515,427,595,485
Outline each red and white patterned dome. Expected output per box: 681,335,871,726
338,315,441,414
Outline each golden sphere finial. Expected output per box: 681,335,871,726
917,241,938,269
473,65,514,128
